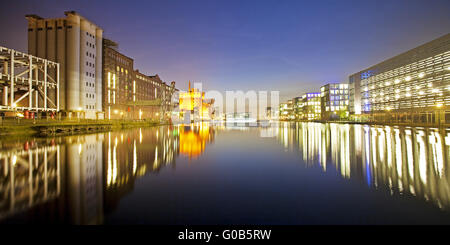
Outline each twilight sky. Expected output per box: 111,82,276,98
0,0,449,102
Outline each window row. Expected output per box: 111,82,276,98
86,41,95,49
86,51,95,58
86,61,95,68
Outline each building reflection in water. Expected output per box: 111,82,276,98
104,126,180,213
0,124,216,223
0,135,104,224
276,122,450,211
179,123,215,159
103,123,214,215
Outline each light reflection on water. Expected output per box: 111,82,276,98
0,122,449,224
276,122,450,211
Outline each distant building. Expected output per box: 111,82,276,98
279,100,294,120
134,72,177,121
26,11,103,119
179,81,212,122
349,33,450,124
292,97,303,120
102,38,177,120
266,106,273,119
300,92,321,120
320,83,349,120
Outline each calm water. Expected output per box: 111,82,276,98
1,122,450,224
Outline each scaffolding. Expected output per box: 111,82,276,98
0,46,59,113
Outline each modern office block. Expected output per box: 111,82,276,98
279,100,294,120
26,11,103,119
300,92,321,120
349,33,450,124
320,83,349,120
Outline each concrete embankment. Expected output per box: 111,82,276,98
0,119,165,137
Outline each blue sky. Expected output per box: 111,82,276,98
1,0,449,101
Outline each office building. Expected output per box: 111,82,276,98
279,100,294,120
349,33,450,124
320,83,349,120
26,11,103,119
300,92,321,120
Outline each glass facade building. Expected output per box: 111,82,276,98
279,100,294,120
349,33,450,124
320,83,349,120
300,92,321,120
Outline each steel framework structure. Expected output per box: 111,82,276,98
0,46,59,112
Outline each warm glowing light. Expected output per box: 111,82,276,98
418,72,425,78
394,79,400,84
405,76,411,81
12,155,17,166
419,91,424,95
432,88,439,93
113,109,119,114
436,103,443,108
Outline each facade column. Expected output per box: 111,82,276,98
66,13,80,112
95,28,103,116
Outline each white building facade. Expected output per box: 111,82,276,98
26,11,103,119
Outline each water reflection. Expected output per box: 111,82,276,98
179,123,215,158
0,139,60,221
1,122,449,224
277,122,450,211
0,124,214,224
